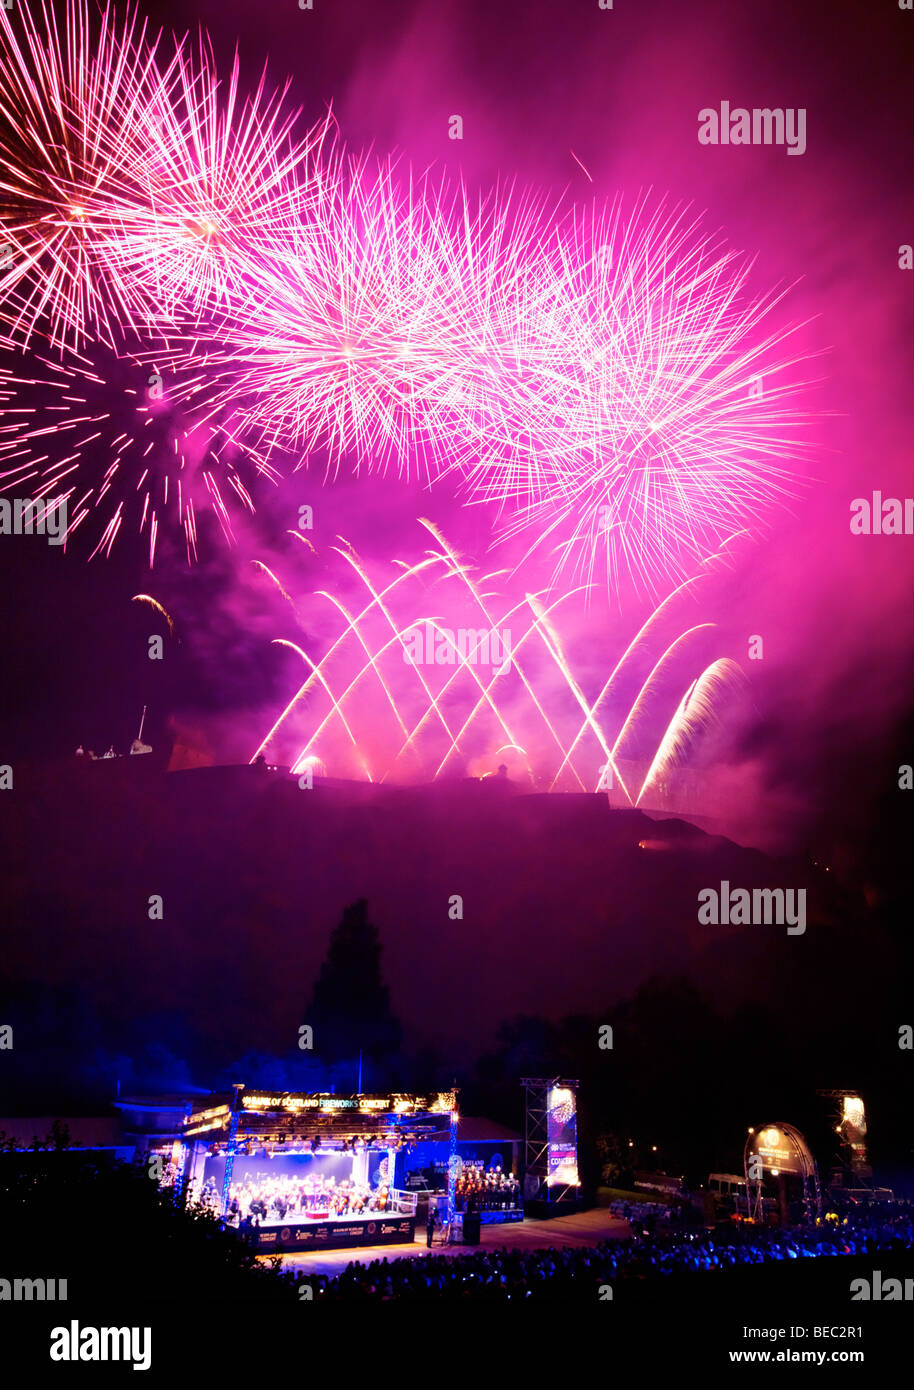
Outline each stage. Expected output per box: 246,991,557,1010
145,1087,526,1254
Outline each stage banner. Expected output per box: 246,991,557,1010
249,1217,415,1253
751,1126,805,1175
547,1086,579,1188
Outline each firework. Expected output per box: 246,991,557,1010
635,657,745,805
132,592,176,636
0,1,327,344
160,155,495,483
250,525,745,798
0,341,268,564
158,173,817,588
0,0,162,347
487,197,820,594
94,35,333,325
0,3,818,583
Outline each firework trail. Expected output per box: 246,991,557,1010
251,559,299,617
409,519,601,785
609,622,716,766
636,657,745,804
131,592,176,636
546,568,710,787
250,525,746,796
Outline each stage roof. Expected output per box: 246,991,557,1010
180,1088,458,1141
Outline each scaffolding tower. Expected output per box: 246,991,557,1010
522,1077,579,1204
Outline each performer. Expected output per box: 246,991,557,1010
426,1203,437,1249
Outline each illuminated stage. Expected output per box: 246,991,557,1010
123,1085,528,1248
149,1087,460,1251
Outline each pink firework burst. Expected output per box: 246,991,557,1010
0,0,327,344
160,155,490,483
94,34,333,325
0,4,819,587
471,195,823,595
0,0,163,347
0,339,270,564
157,171,818,592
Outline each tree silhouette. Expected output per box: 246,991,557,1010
307,899,402,1066
0,1148,297,1304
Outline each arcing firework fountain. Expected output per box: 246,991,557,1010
247,520,747,801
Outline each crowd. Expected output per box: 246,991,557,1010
304,1203,914,1300
199,1172,394,1226
455,1163,521,1212
607,1199,679,1224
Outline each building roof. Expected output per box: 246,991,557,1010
114,1094,203,1110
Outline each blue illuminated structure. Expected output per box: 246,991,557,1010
220,1084,244,1217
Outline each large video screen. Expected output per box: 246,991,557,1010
547,1087,579,1188
752,1126,804,1175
